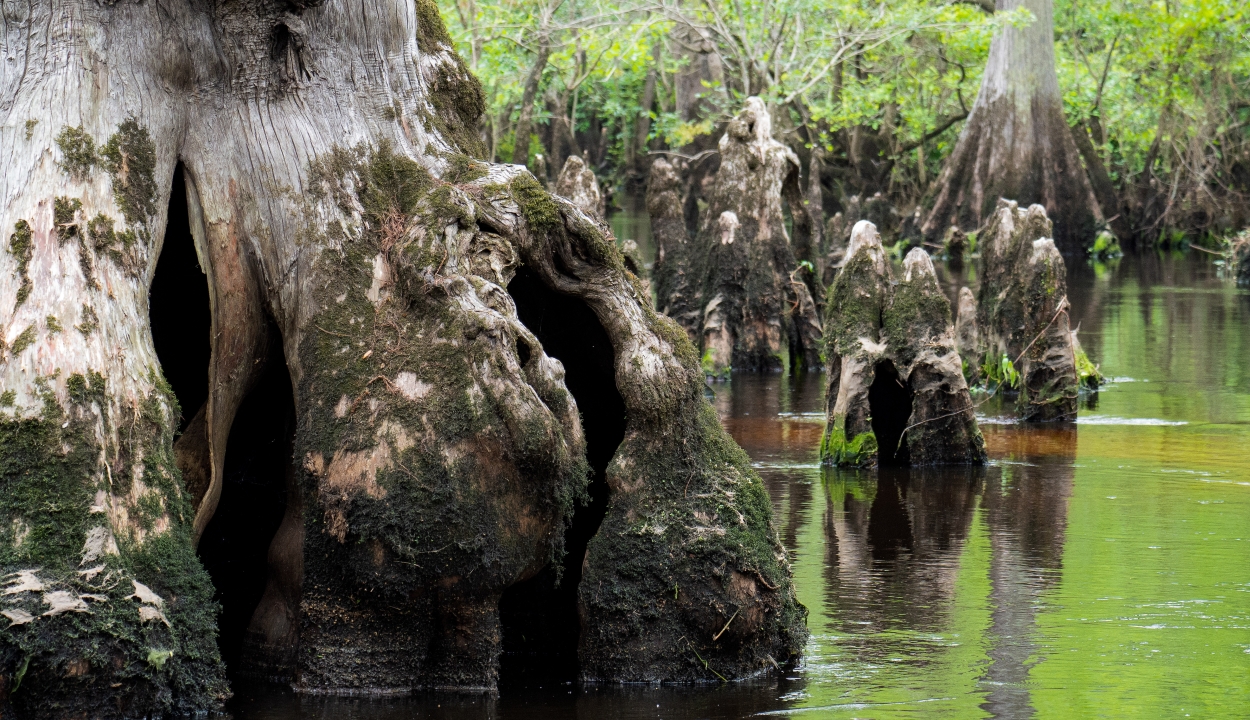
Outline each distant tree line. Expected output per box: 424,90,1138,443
442,0,1249,248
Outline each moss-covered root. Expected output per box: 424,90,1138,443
0,395,229,718
481,174,806,682
578,405,808,682
1018,238,1079,421
291,144,589,693
820,221,889,467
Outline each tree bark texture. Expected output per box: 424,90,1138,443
553,154,605,222
0,2,804,716
694,98,822,376
921,0,1100,255
647,158,698,337
971,200,1079,421
820,222,985,467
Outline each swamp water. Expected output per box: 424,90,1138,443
226,255,1250,719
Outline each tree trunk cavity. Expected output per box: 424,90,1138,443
820,222,986,468
0,3,804,716
922,0,1101,255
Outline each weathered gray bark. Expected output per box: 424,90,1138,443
821,222,985,467
0,2,804,716
648,158,698,336
954,286,981,383
695,98,822,376
553,154,606,222
921,0,1101,255
972,200,1080,421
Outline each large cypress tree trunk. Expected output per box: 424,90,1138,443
921,0,1100,255
0,2,804,716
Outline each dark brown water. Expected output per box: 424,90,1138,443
226,254,1250,719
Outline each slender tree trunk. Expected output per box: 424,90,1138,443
627,46,660,180
511,41,551,166
1071,120,1130,240
922,0,1101,255
0,2,804,716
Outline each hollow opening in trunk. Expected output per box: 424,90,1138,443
150,163,210,433
196,329,295,677
868,360,913,467
500,265,626,687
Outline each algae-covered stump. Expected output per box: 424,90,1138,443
0,2,804,716
821,221,986,468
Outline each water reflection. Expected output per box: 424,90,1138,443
224,255,1250,719
979,427,1075,719
823,467,984,647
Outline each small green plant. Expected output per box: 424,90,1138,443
980,353,1020,390
1075,346,1103,390
1090,230,1122,260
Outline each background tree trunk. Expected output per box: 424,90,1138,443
696,98,823,376
512,43,552,166
921,0,1101,255
0,2,803,715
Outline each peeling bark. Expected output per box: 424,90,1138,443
0,1,803,714
922,0,1100,255
695,98,822,376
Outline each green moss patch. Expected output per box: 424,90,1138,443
821,424,878,467
100,119,158,225
54,126,97,180
8,220,33,308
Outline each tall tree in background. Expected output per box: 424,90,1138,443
922,0,1100,254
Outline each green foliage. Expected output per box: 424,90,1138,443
1056,0,1250,239
436,0,1246,242
981,352,1021,390
1090,230,1122,260
1075,346,1103,389
821,426,878,468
